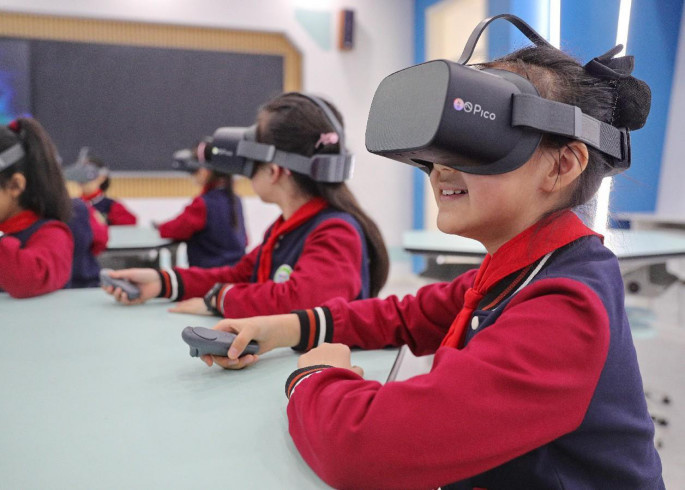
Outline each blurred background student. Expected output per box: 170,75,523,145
64,147,138,226
0,118,73,298
65,197,109,288
155,141,247,268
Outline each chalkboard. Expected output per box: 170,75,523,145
18,38,283,171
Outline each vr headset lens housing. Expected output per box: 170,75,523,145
365,14,632,176
366,62,543,175
199,94,354,183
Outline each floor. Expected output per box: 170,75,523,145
380,261,685,488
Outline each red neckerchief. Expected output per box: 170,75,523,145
256,197,328,283
0,210,41,234
441,210,602,349
81,188,103,203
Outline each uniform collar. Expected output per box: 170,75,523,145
0,209,41,234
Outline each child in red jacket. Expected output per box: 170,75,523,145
103,92,389,318
0,118,74,298
156,144,247,268
64,149,138,226
188,16,664,490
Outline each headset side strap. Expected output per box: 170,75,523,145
511,93,626,163
0,143,25,172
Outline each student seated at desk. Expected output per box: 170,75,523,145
63,149,138,226
155,142,247,268
65,198,108,288
195,19,664,490
0,118,73,298
103,92,389,317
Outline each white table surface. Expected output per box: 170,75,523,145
0,289,397,489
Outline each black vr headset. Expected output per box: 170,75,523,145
172,137,212,174
365,14,633,176
196,93,354,183
172,148,202,173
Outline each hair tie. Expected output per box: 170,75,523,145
7,119,21,134
315,132,339,149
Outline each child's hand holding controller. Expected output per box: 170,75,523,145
197,314,301,370
100,268,161,304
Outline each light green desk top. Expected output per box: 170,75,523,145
0,289,397,489
107,225,173,250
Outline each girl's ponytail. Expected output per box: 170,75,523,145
0,118,71,222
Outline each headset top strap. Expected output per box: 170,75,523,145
457,13,554,65
284,92,347,158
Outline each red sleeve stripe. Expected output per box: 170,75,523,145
306,309,318,350
285,365,332,399
217,284,233,316
158,270,172,298
165,268,179,301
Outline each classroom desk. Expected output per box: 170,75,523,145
107,225,173,251
102,226,174,269
614,212,685,231
0,289,398,489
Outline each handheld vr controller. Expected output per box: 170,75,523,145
181,326,259,358
99,269,141,300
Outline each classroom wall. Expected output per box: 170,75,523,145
658,7,685,215
1,0,415,252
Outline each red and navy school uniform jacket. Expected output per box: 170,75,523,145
0,210,74,298
157,207,370,318
65,198,109,288
158,187,247,268
83,189,137,226
284,212,664,490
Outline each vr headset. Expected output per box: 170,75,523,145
171,148,202,173
197,93,354,183
0,142,24,173
171,137,213,174
63,147,109,183
365,14,631,176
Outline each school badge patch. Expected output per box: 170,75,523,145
273,264,294,283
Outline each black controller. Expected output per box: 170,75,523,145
181,326,259,358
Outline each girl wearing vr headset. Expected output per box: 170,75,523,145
156,141,247,268
193,17,663,490
65,152,138,226
0,118,74,297
104,92,389,318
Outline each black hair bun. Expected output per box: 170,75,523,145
614,76,651,130
584,45,651,130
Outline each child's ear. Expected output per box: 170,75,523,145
8,173,26,198
543,141,589,192
268,164,283,182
